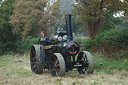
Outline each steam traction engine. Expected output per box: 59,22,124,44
30,14,94,77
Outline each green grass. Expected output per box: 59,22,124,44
0,54,34,78
94,52,128,74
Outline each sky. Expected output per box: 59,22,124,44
1,0,124,17
113,11,124,17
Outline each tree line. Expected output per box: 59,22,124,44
0,0,128,54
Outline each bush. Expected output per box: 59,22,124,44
16,38,39,53
74,37,91,50
74,37,90,45
0,42,16,55
118,28,128,45
84,28,128,50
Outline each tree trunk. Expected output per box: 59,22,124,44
87,18,102,38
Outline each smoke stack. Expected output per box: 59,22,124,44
66,14,73,41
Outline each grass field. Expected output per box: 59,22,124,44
0,53,128,85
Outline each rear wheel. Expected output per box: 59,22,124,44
77,51,94,74
50,53,66,77
30,45,43,74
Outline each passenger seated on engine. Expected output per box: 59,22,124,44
56,28,65,34
52,28,67,41
61,28,63,31
40,31,47,39
38,31,47,45
56,28,61,34
53,28,61,38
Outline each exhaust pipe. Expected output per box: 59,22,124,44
65,14,73,41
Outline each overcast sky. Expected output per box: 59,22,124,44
1,0,124,17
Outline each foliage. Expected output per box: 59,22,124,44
16,38,39,53
74,37,90,47
82,28,128,50
118,16,128,29
118,28,128,45
100,12,123,31
0,0,62,55
9,0,48,41
73,0,128,37
10,0,59,41
72,16,84,35
0,42,16,55
0,0,17,55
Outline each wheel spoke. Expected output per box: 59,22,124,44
52,69,56,71
54,56,57,61
32,49,36,54
54,59,58,66
32,64,36,69
56,68,60,76
32,58,36,61
52,61,55,64
56,64,60,67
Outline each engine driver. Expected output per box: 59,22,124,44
40,31,46,39
38,31,47,44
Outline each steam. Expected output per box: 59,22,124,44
59,0,74,14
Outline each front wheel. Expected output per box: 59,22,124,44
50,53,66,77
77,51,94,74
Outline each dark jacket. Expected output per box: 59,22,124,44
38,35,47,44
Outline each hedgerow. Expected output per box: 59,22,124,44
82,28,128,50
16,38,39,53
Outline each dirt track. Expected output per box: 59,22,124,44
0,54,128,85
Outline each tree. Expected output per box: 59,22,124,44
72,16,84,35
0,0,16,43
0,0,16,54
73,0,128,37
10,0,60,41
100,11,123,31
10,0,48,41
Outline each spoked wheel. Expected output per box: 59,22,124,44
30,45,43,74
77,51,94,74
50,53,66,77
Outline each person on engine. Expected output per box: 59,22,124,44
38,31,47,44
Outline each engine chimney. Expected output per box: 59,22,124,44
66,14,73,41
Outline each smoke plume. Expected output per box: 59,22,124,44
59,0,74,14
